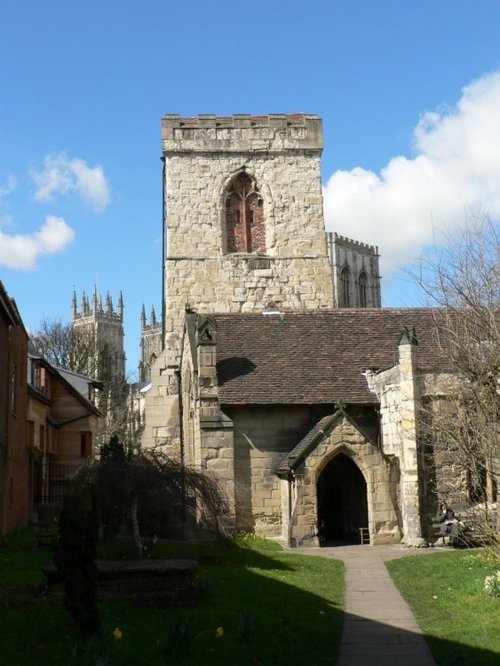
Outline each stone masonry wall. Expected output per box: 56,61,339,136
290,417,400,546
227,405,319,538
329,233,381,308
162,114,334,349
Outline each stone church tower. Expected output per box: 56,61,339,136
139,305,162,382
72,288,125,384
141,113,381,450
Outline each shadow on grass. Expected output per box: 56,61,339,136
1,534,498,665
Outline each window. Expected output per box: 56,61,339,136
28,420,35,448
225,172,265,253
358,271,368,308
340,267,351,307
80,431,92,458
31,362,48,395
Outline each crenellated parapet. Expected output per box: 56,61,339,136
330,232,379,255
162,113,323,154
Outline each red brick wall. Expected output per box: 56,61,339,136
0,288,29,536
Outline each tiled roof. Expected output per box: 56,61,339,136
274,413,336,476
215,308,451,405
274,409,377,476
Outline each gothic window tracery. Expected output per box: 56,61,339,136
340,266,351,307
225,172,265,253
358,271,368,308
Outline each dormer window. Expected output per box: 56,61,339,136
225,172,265,253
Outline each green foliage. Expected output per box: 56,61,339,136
1,534,343,665
70,637,109,666
80,446,231,558
483,570,500,598
388,551,500,664
231,531,282,551
237,608,257,642
55,487,100,638
98,436,129,540
162,617,198,656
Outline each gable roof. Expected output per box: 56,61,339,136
28,355,100,415
274,409,374,476
0,280,27,334
215,308,451,405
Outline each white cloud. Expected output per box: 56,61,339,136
0,215,75,270
32,153,111,212
323,70,500,275
0,174,16,199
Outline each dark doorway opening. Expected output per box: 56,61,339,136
317,454,368,545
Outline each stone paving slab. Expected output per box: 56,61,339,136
291,544,443,666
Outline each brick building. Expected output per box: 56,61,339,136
27,356,101,516
0,281,29,537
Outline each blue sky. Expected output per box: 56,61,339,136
1,1,499,376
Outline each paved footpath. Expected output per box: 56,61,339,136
292,544,444,666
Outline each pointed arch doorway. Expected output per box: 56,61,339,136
317,453,368,545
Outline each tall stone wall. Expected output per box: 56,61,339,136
227,405,322,537
365,333,427,545
328,233,381,308
162,114,334,350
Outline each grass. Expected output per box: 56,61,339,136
387,549,500,666
0,530,344,665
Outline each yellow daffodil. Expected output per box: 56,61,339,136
112,627,123,640
215,626,224,638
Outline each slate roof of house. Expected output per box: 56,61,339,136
214,308,451,405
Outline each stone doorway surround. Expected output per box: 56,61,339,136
318,452,369,544
278,413,402,547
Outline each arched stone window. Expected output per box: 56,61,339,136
340,266,351,307
358,271,368,308
225,172,265,253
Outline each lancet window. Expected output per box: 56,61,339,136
225,172,265,253
340,266,351,307
358,271,368,308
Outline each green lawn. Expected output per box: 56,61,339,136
387,550,500,666
0,531,344,665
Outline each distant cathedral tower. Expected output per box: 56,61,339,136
72,287,126,383
139,305,162,382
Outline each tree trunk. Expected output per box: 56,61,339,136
129,495,143,558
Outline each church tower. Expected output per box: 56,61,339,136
161,113,335,346
142,114,337,449
141,113,381,450
72,287,126,383
139,304,162,382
